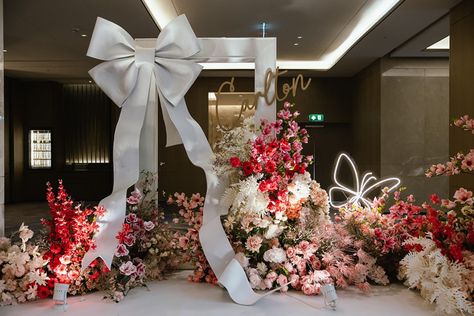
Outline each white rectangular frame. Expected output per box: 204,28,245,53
139,37,277,123
136,37,276,178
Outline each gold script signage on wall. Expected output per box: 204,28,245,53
215,67,311,131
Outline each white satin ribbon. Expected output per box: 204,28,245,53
82,15,276,305
81,15,202,269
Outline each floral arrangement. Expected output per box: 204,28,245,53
174,103,396,295
104,172,182,302
40,180,107,297
0,224,48,305
167,192,217,284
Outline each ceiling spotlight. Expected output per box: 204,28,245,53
293,43,299,46
260,22,267,38
2,49,7,53
297,36,303,39
81,34,88,38
72,28,80,33
88,80,92,83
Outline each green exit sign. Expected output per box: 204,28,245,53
309,113,325,122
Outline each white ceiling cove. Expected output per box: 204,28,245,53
4,0,461,80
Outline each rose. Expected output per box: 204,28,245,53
136,262,146,277
115,244,129,257
126,213,138,223
143,221,155,231
119,261,137,276
123,234,136,247
229,157,241,167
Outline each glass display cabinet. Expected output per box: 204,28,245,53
29,129,52,169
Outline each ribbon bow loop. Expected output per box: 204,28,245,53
87,15,202,109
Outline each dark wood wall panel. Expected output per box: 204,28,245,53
63,84,112,165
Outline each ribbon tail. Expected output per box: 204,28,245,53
160,97,183,147
163,97,265,305
82,68,152,270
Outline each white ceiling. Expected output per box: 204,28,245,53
3,0,461,80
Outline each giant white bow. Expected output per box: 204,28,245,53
82,15,202,269
82,15,275,306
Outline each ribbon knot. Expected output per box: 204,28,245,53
135,46,156,65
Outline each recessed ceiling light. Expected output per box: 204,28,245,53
3,49,7,53
293,43,299,46
297,36,303,39
88,80,92,83
72,28,80,33
427,36,449,50
81,34,88,38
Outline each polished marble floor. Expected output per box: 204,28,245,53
4,202,50,236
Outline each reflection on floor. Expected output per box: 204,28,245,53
4,202,50,236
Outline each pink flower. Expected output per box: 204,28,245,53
126,213,138,223
453,187,473,205
127,189,142,205
266,271,278,283
178,236,189,249
123,233,136,247
136,262,146,277
143,221,155,231
245,235,263,253
441,199,456,209
115,243,129,257
302,283,319,295
277,274,289,292
461,151,474,171
357,282,371,292
119,261,137,276
286,247,296,258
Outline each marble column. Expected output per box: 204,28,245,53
381,58,449,201
0,0,4,236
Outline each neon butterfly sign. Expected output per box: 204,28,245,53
328,153,401,209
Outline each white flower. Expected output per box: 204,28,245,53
263,247,287,264
19,223,33,243
25,284,37,300
231,175,269,217
27,270,49,286
256,262,268,275
399,237,473,314
249,273,262,289
288,172,312,201
264,224,283,239
235,252,249,268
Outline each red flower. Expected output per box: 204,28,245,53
50,244,61,254
242,161,254,176
430,194,441,204
253,162,262,173
264,160,276,173
37,285,51,299
229,157,241,167
449,244,463,262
